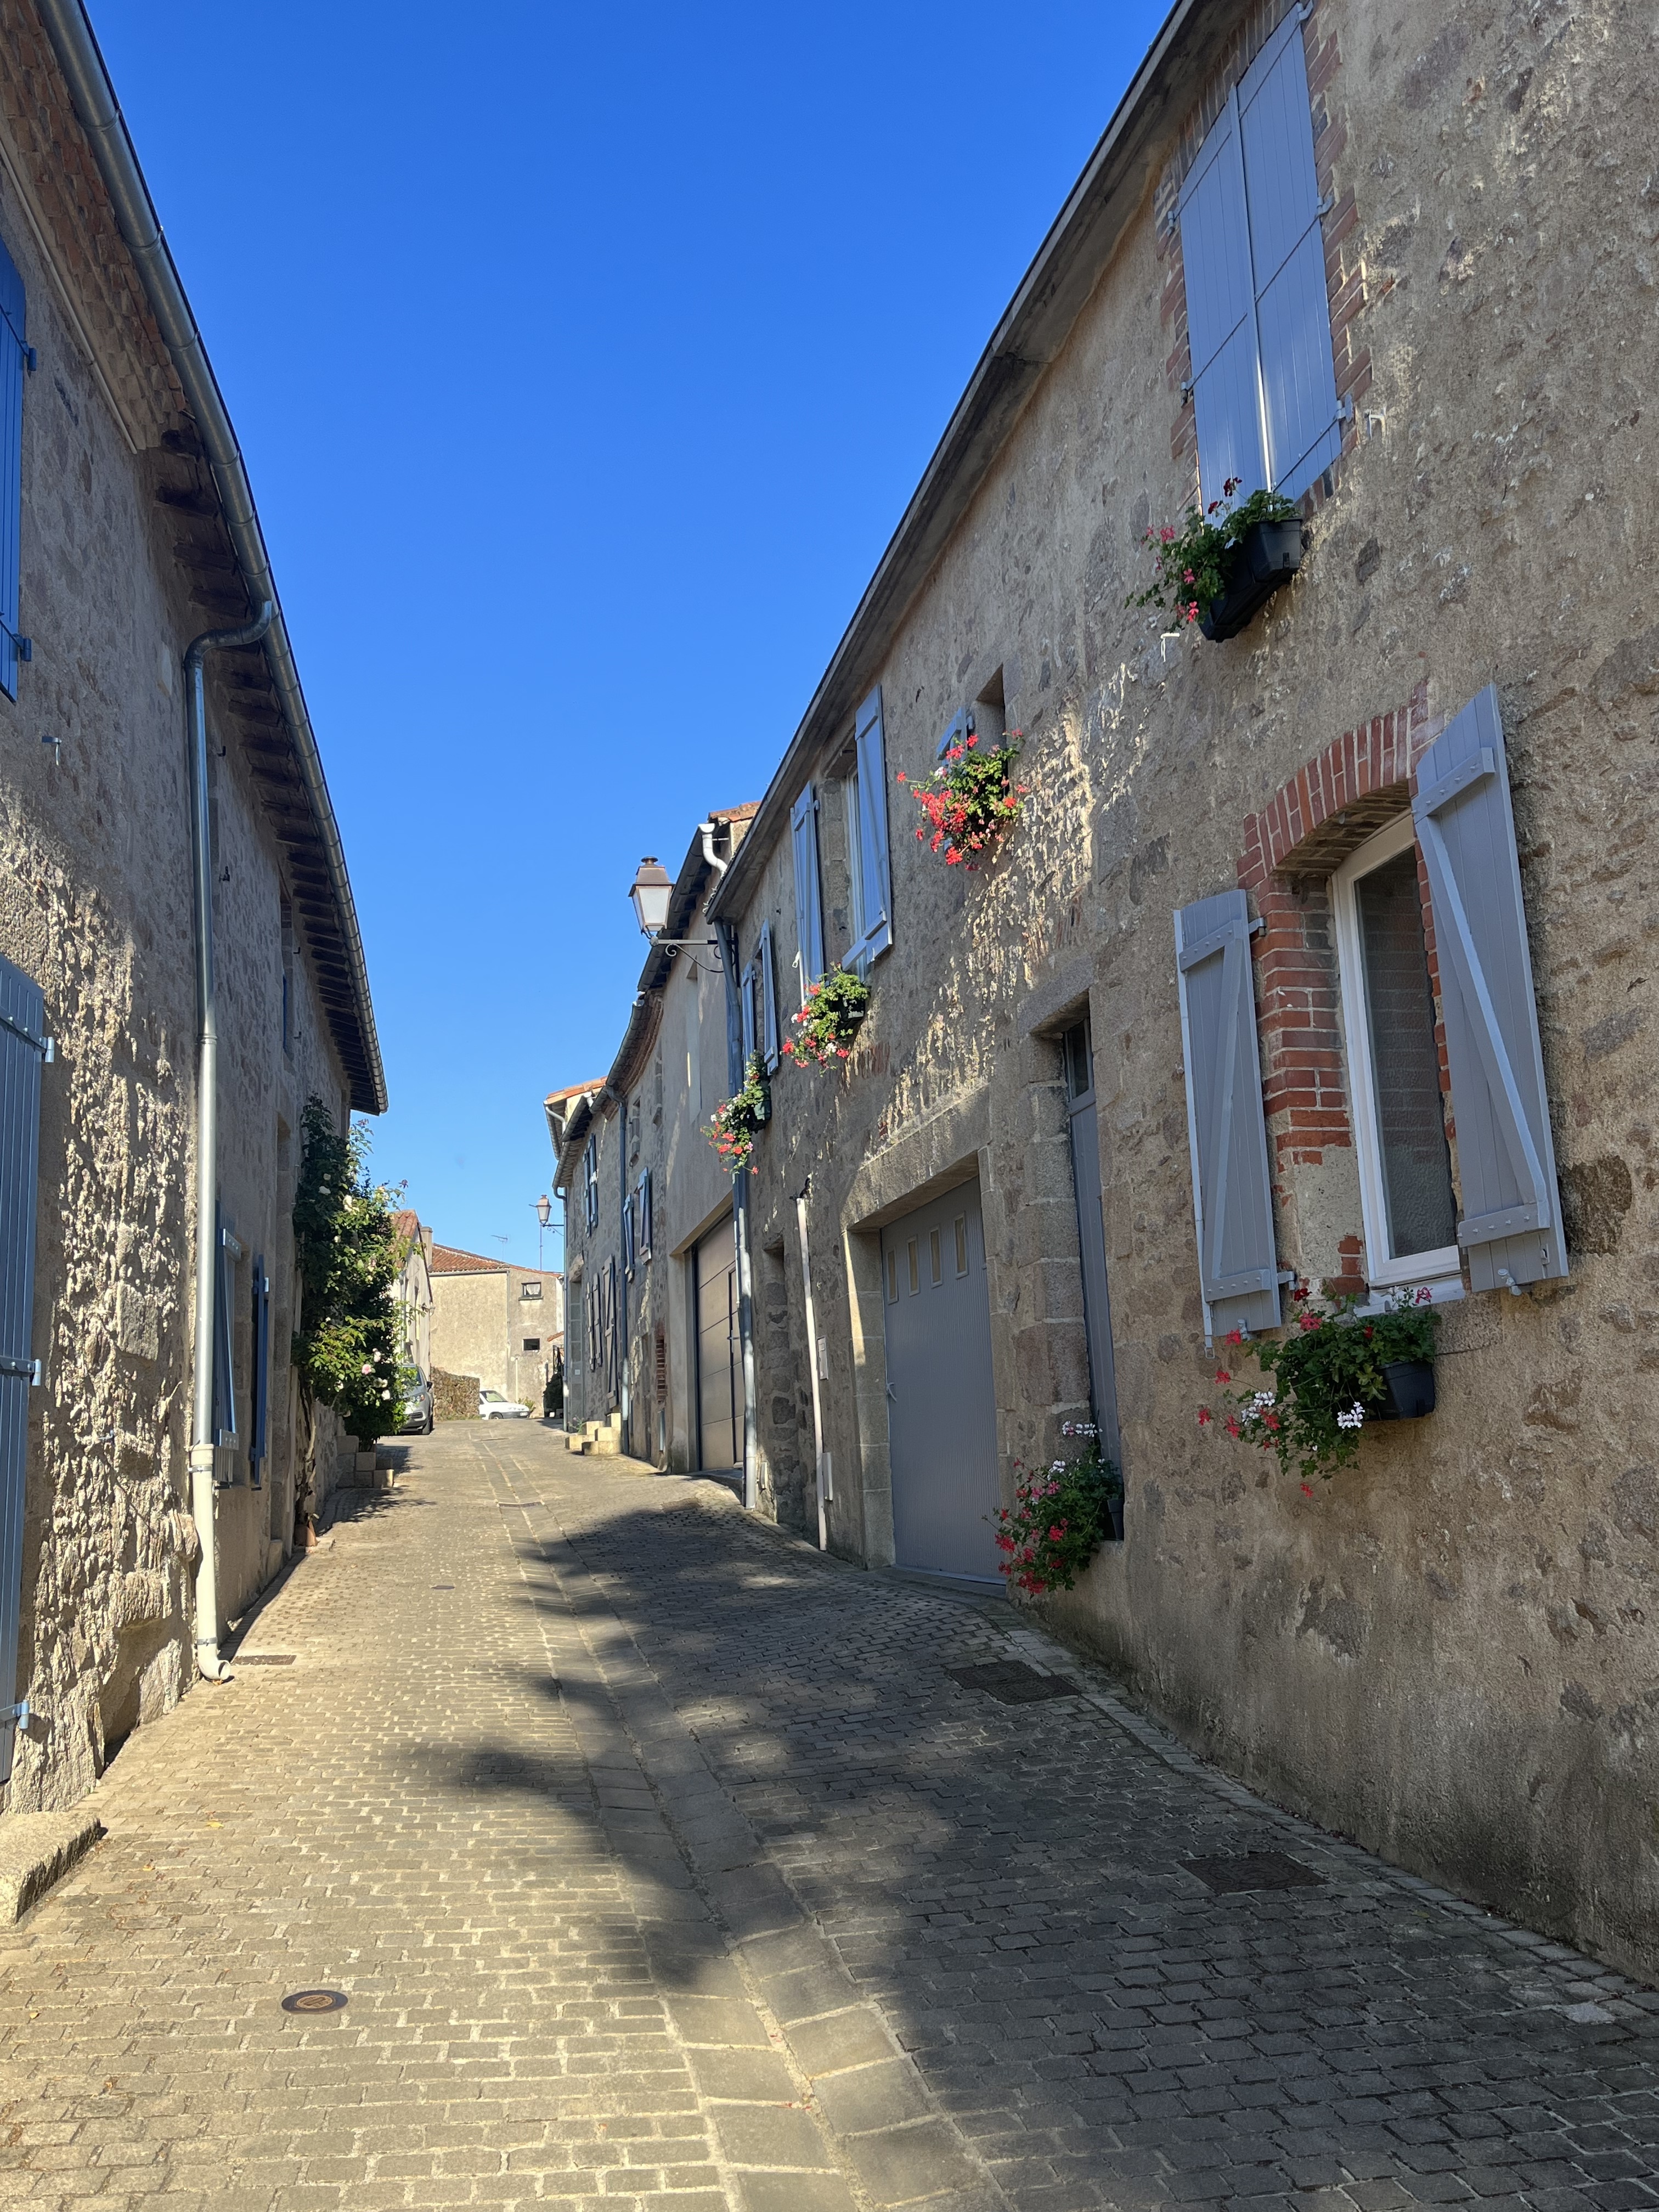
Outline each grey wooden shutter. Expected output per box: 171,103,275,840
249,1255,270,1487
1177,92,1269,507
791,784,824,998
758,922,779,1070
1412,686,1566,1290
1238,10,1342,500
0,236,26,702
0,953,46,1781
850,685,894,972
212,1207,237,1452
1174,889,1283,1338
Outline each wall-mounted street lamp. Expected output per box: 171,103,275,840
628,855,723,963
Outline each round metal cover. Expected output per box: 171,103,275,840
280,1988,348,2015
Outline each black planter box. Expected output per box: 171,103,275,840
1375,1359,1436,1422
1199,517,1306,642
1105,1494,1125,1543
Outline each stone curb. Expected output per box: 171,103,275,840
0,1807,104,1923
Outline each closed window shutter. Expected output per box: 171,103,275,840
1238,11,1342,500
1174,890,1283,1338
0,953,44,1781
0,239,25,702
791,784,824,998
1178,93,1269,507
249,1256,270,1487
740,961,757,1065
1412,685,1566,1290
758,922,779,1070
212,1207,237,1451
850,685,894,973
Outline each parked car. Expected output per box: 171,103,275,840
399,1375,435,1435
478,1387,531,1420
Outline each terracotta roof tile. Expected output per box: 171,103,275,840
428,1243,509,1276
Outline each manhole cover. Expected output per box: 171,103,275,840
280,1988,348,2014
1183,1850,1324,1894
945,1661,1079,1705
236,1653,295,1666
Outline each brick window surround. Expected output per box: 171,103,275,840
1155,0,1371,508
1237,683,1452,1284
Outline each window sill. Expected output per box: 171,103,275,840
1355,1273,1464,1313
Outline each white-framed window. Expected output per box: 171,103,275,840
740,960,758,1066
757,922,780,1071
637,1167,652,1260
1331,815,1461,1297
583,1133,599,1230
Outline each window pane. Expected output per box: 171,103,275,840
1355,849,1457,1258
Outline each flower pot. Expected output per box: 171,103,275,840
1199,518,1306,642
1376,1359,1436,1422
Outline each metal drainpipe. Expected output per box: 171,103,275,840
185,604,273,1683
715,914,759,1512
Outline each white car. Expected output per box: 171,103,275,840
478,1387,531,1420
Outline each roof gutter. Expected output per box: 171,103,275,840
706,0,1211,927
35,0,387,1114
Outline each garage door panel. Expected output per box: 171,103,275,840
881,1183,1000,1580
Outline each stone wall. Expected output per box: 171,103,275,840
708,0,1659,1981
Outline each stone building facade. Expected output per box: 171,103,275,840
552,808,761,1484
428,1244,563,1409
0,6,382,1814
571,0,1659,1980
391,1212,433,1386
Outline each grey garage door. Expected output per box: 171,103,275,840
881,1182,1001,1581
694,1219,740,1476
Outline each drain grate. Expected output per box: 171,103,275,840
431,1583,455,1591
945,1660,1079,1705
236,1653,295,1666
280,1988,348,2014
1183,1850,1324,1894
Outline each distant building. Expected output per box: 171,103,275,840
390,1212,433,1381
429,1245,563,1409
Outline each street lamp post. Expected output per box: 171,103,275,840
535,1192,551,1272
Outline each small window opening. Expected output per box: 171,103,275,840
907,1238,919,1295
929,1227,942,1284
886,1250,898,1304
953,1215,968,1276
523,1336,541,1352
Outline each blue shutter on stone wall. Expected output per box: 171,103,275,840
758,922,779,1071
1174,890,1283,1340
1412,686,1567,1291
1238,9,1343,500
791,784,824,998
0,954,46,1782
0,235,25,702
249,1255,270,1488
1177,91,1269,507
849,686,894,974
212,1208,238,1455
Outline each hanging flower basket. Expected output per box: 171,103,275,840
783,967,870,1069
706,1052,770,1175
1127,480,1305,641
896,731,1026,868
993,1429,1123,1596
1195,1285,1440,1483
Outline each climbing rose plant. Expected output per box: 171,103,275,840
291,1096,403,1444
896,730,1026,867
706,1052,770,1175
994,1430,1122,1596
1195,1284,1440,1484
783,967,870,1069
1126,479,1299,630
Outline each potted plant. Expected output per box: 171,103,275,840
1128,478,1305,642
895,729,1027,867
782,967,871,1069
994,1426,1124,1596
706,1052,770,1175
1196,1284,1440,1483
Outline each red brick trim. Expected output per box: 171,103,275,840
1238,684,1442,1181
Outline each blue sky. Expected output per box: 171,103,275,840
94,0,1168,1270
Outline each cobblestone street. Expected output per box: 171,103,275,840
1,1424,1655,2211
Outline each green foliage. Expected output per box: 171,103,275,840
783,967,871,1069
1126,479,1300,631
1199,1286,1440,1481
706,1052,771,1175
896,730,1026,867
291,1096,404,1444
995,1431,1122,1596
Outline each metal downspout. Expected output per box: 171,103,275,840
715,916,759,1512
185,605,273,1683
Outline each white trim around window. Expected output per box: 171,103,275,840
1330,813,1464,1304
